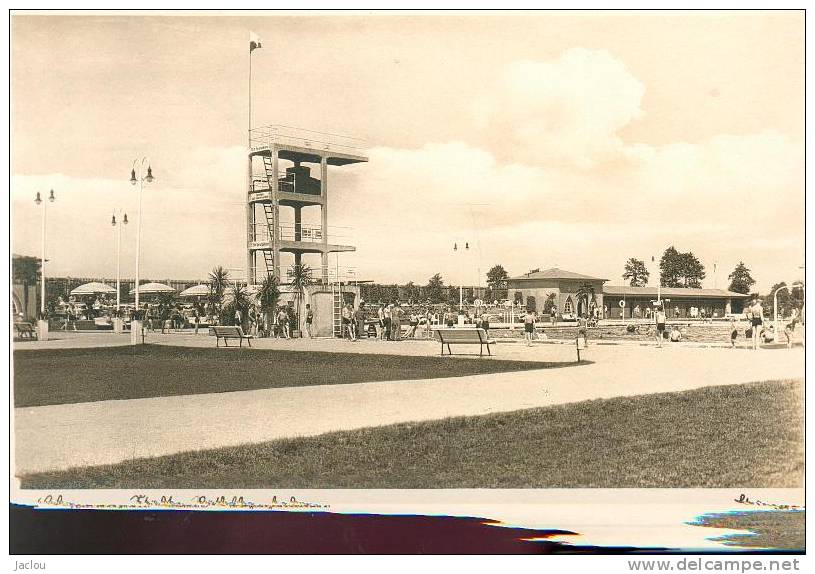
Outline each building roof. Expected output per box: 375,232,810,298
602,285,751,299
509,267,608,282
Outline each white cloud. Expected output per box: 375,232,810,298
11,51,803,293
471,48,646,168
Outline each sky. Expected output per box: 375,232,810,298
10,11,805,291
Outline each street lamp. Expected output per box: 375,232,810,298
111,211,128,311
130,158,154,312
34,189,55,318
453,241,470,312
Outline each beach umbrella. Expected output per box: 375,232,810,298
179,284,211,298
128,282,176,295
70,282,117,296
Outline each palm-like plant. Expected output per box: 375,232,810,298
257,273,281,334
288,263,313,333
208,266,230,315
544,292,557,314
575,282,596,317
225,284,251,327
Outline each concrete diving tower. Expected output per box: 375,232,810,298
246,125,368,285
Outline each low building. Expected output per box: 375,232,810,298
602,286,750,319
507,267,751,319
507,268,608,316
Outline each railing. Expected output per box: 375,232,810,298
251,177,295,194
248,223,353,244
249,124,367,155
324,266,358,285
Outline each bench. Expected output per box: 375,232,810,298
211,325,254,347
14,322,37,340
435,328,495,356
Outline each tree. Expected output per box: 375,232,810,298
208,266,230,315
12,255,40,319
426,273,445,303
659,247,683,287
288,263,313,333
221,284,251,327
486,264,509,300
659,246,705,288
622,257,649,287
679,252,706,288
543,292,557,314
401,281,420,303
727,262,755,294
257,273,281,334
575,282,596,317
762,281,804,318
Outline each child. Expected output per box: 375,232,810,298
523,309,536,346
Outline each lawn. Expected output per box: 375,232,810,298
20,379,803,489
13,345,569,407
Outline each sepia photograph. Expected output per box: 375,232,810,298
8,8,806,557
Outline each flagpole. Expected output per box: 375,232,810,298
249,48,252,142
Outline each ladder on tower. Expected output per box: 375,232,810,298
259,157,276,277
331,283,344,338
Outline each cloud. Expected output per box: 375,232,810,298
471,48,646,168
10,50,803,293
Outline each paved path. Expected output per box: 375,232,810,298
13,336,803,475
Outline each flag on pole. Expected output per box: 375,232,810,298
250,31,262,52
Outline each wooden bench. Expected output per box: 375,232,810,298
14,322,37,340
211,325,254,347
435,328,495,356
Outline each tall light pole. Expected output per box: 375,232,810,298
34,189,55,317
130,158,154,311
453,241,470,312
111,211,128,310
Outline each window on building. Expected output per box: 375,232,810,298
564,297,573,313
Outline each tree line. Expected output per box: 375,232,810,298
623,247,759,294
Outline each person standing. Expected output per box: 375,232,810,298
304,303,314,338
392,303,403,340
730,318,738,348
481,314,490,339
376,304,385,340
193,305,200,335
654,304,666,348
277,306,290,339
750,297,764,350
342,303,353,340
353,304,365,341
523,308,536,346
383,304,392,340
550,305,557,326
407,311,419,338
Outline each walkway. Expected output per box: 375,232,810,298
13,337,803,475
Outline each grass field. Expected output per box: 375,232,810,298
13,345,569,407
20,379,803,489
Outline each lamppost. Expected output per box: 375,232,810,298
34,190,55,336
130,158,153,343
453,241,470,312
111,211,128,311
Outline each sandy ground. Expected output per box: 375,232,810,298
12,332,804,475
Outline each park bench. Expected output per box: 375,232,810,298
211,325,254,347
435,328,495,356
14,322,37,340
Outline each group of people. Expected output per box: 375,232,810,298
236,303,314,339
729,297,802,350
